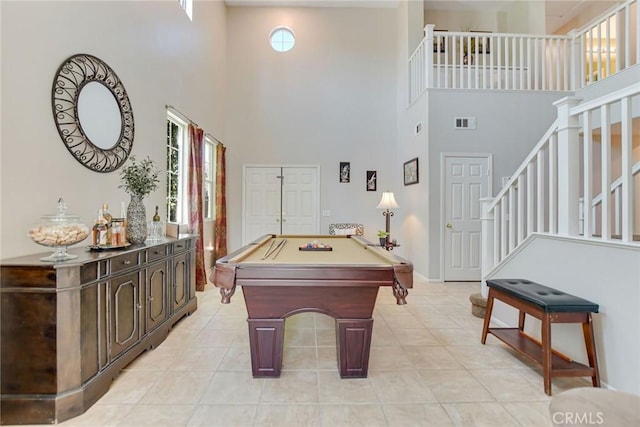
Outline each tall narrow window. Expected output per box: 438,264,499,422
166,112,188,224
203,136,216,221
178,0,193,21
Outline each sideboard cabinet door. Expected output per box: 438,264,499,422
146,261,169,333
171,252,189,312
109,271,142,361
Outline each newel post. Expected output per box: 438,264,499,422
553,96,582,237
480,197,495,298
425,24,435,89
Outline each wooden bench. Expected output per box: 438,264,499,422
481,278,600,396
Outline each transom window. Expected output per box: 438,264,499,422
270,27,295,52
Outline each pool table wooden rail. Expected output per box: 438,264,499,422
212,234,413,305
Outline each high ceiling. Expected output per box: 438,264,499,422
423,1,619,33
225,0,621,34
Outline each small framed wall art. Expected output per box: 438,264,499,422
366,171,377,191
403,157,419,186
339,162,350,183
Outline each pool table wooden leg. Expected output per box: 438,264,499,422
219,286,236,304
247,318,285,377
336,318,374,378
392,279,409,305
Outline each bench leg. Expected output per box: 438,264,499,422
518,310,526,332
582,313,601,388
542,313,553,395
481,290,495,344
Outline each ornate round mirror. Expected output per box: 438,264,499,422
51,54,134,172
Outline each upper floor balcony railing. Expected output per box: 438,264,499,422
409,0,639,104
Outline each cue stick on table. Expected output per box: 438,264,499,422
271,239,287,260
261,238,277,260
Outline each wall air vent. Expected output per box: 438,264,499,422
454,117,476,130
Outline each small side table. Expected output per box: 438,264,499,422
382,242,399,251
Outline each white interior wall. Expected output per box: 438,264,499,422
424,9,500,32
503,0,545,34
396,0,428,274
397,92,430,276
224,6,398,251
407,0,425,54
426,90,565,281
0,0,226,265
424,1,549,34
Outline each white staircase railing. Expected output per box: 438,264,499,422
409,0,639,104
581,162,640,237
481,82,640,293
428,29,572,92
574,0,640,86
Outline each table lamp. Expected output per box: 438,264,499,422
376,191,398,245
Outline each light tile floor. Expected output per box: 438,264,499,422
47,277,590,426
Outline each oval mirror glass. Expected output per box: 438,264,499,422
77,82,122,150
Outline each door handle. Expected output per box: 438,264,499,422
446,223,453,229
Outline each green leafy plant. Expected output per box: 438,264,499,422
119,156,160,197
377,230,389,238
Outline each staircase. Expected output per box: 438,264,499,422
407,0,640,394
481,81,640,288
407,0,640,279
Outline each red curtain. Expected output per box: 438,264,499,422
214,143,227,259
187,124,207,291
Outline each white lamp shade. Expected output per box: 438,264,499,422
377,191,399,209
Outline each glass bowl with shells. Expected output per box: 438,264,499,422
29,198,90,262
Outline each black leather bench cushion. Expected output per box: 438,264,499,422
487,279,599,313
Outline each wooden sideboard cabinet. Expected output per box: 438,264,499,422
0,236,198,425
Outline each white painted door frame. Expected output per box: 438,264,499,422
439,153,493,281
242,164,321,244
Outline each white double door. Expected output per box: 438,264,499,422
243,166,320,244
442,154,492,281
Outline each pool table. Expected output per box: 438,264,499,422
211,234,413,378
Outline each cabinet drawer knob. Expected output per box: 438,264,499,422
122,260,131,265
149,296,154,301
136,304,142,310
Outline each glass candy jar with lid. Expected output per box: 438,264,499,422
28,198,90,262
